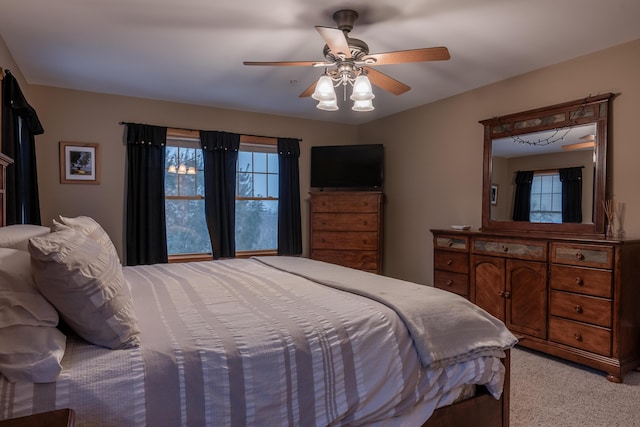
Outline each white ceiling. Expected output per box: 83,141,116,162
1,0,639,125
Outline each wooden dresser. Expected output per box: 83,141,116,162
431,229,640,382
310,191,383,273
0,153,13,227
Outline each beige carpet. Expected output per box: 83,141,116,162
510,347,640,426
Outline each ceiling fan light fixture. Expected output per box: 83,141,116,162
312,74,337,101
316,98,339,111
352,98,375,112
350,74,374,101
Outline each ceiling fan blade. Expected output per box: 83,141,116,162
243,60,320,67
364,67,410,95
362,47,450,65
299,79,318,98
315,26,351,58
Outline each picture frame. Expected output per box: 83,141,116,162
490,184,498,205
59,142,100,184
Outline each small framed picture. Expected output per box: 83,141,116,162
59,142,100,184
490,184,498,205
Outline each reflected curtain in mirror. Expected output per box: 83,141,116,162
559,166,583,223
512,171,534,221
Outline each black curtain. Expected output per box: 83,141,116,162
512,170,534,222
199,131,240,259
277,138,302,256
125,124,168,266
559,167,583,223
1,70,44,225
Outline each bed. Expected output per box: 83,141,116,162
0,213,516,426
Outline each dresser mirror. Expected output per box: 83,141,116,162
480,93,614,236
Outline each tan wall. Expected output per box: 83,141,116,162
24,86,358,260
359,38,640,284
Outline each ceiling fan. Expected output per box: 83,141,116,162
243,9,450,110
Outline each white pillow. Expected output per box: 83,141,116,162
29,227,140,349
0,248,58,327
53,215,120,262
0,224,50,252
0,325,66,383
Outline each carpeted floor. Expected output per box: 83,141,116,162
510,347,640,426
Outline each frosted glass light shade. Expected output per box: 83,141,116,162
312,75,337,101
186,167,196,175
167,165,177,173
350,75,374,101
352,98,374,111
317,98,339,111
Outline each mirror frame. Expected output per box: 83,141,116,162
480,93,614,236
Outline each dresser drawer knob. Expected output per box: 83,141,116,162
447,259,453,265
575,251,585,260
447,240,453,247
503,291,511,299
501,245,509,252
574,333,583,342
363,220,368,225
575,305,583,314
446,280,453,286
575,277,584,285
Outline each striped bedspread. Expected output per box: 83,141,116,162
1,257,512,426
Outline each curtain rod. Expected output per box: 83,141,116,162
515,165,585,173
119,121,302,142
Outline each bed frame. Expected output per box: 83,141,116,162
424,350,510,427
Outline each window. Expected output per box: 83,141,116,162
164,136,212,257
164,132,278,259
235,139,278,253
530,172,562,223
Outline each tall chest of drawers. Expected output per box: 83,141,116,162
310,191,383,273
431,229,640,382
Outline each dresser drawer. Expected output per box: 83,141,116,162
312,231,379,250
312,194,380,213
434,270,469,297
434,234,469,252
550,242,613,269
549,265,612,298
472,237,547,261
550,290,612,327
311,249,378,272
434,250,469,274
312,213,378,231
549,317,611,356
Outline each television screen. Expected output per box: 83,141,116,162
310,144,383,189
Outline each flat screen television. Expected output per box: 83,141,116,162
310,144,383,189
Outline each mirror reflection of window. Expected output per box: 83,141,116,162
530,172,562,223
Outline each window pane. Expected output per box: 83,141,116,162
268,153,278,173
539,176,552,192
179,174,196,197
235,199,278,251
254,173,267,197
268,174,279,198
165,173,178,196
253,152,267,173
238,152,252,172
165,199,211,255
237,172,252,197
530,173,562,224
